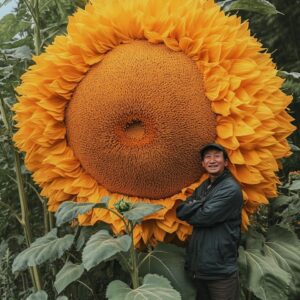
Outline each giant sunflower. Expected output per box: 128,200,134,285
14,0,295,245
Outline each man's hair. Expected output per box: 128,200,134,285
200,143,228,161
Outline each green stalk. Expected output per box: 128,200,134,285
0,98,42,290
28,0,51,235
28,182,49,233
128,221,139,289
2,0,43,292
247,290,252,300
49,212,55,230
33,0,42,55
24,0,42,55
7,175,49,233
105,206,140,288
13,150,32,245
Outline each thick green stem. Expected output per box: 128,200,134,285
2,0,43,292
24,180,49,233
13,143,42,291
33,0,42,55
247,289,252,300
49,212,55,230
43,202,50,233
107,208,140,288
129,221,139,289
13,152,32,244
0,99,42,291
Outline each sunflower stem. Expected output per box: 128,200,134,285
104,203,140,288
49,212,55,230
128,221,139,289
13,146,43,291
0,98,42,291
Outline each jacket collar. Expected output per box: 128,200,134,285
207,168,231,188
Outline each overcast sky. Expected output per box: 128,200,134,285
0,1,17,19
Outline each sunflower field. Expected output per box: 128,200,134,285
0,0,300,299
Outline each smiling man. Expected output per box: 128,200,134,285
176,143,243,300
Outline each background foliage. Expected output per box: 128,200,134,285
0,0,300,299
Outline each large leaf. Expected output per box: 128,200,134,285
139,243,195,300
57,297,68,300
278,71,300,80
55,201,98,227
0,13,29,44
106,274,181,300
220,0,279,15
270,195,300,226
12,229,74,272
123,202,164,222
76,223,110,251
265,225,300,297
54,262,84,294
239,229,292,300
270,195,293,211
26,290,48,300
82,230,131,271
4,45,32,60
289,180,300,191
55,197,110,226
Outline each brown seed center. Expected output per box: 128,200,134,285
124,119,145,140
66,41,216,199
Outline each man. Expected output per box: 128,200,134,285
176,143,243,300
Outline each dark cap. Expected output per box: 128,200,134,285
200,143,228,160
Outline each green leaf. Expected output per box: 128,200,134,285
4,45,32,60
278,71,300,80
244,228,265,250
12,229,74,272
239,229,292,300
54,262,84,294
82,230,131,271
106,274,181,300
222,0,279,15
239,247,291,300
265,225,300,297
55,201,98,226
270,195,300,226
0,14,29,44
217,0,235,11
76,223,110,251
289,180,300,191
139,243,196,300
26,290,48,300
270,195,293,211
57,297,68,300
0,240,8,260
123,202,164,222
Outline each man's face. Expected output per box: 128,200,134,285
201,149,228,176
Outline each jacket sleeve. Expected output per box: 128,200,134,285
176,188,204,221
182,183,242,227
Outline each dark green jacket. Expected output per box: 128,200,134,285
176,169,243,279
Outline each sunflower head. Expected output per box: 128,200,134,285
13,0,295,245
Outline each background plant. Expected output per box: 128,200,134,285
0,0,300,299
12,197,182,299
